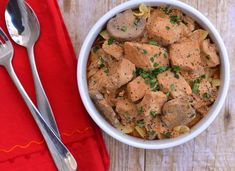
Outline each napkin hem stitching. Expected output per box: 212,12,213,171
0,127,92,153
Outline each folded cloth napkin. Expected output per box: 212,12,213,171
0,0,109,170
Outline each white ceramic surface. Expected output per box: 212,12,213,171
77,0,230,149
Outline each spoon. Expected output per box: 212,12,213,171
5,0,77,170
5,0,60,137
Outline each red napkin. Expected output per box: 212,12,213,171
0,0,109,170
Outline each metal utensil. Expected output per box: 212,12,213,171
0,28,77,171
5,0,60,138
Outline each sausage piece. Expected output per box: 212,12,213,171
107,10,146,41
162,96,196,129
89,90,120,127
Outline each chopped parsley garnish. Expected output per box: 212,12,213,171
150,52,161,63
203,92,211,99
166,84,175,97
142,49,148,54
192,82,199,93
166,92,171,97
138,107,145,114
93,45,100,53
148,40,158,46
108,37,114,45
134,18,141,26
120,25,128,32
162,132,172,138
147,130,156,136
171,65,181,73
150,79,157,88
136,120,145,128
98,57,105,68
170,15,181,25
171,65,181,79
104,68,109,75
162,5,172,15
166,26,171,30
153,62,159,68
170,84,175,91
191,75,206,93
163,52,168,58
151,66,169,76
145,79,150,85
150,111,157,118
135,67,168,91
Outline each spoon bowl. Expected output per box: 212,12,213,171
5,0,40,47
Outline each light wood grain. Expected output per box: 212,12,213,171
57,0,235,170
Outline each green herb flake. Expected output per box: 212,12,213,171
151,66,169,77
108,37,114,45
134,18,140,26
120,25,128,32
150,57,155,63
192,82,199,93
162,5,172,15
142,49,148,54
171,65,181,73
137,107,145,114
170,15,181,25
150,111,157,118
145,79,150,85
154,53,160,58
203,92,211,99
166,26,171,30
147,130,156,136
104,68,109,75
98,57,105,68
150,79,157,88
166,92,171,97
162,132,172,138
174,73,180,79
136,120,145,128
149,40,158,46
93,45,100,53
163,52,168,58
170,84,175,91
153,62,159,68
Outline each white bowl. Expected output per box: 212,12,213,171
77,0,230,149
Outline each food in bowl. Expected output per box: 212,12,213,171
86,4,221,140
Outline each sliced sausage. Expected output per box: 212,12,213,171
107,10,146,41
162,96,196,129
89,90,120,127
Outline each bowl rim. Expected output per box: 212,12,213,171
77,0,230,149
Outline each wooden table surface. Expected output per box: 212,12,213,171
57,0,235,170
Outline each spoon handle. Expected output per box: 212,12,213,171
4,62,77,171
27,45,60,138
